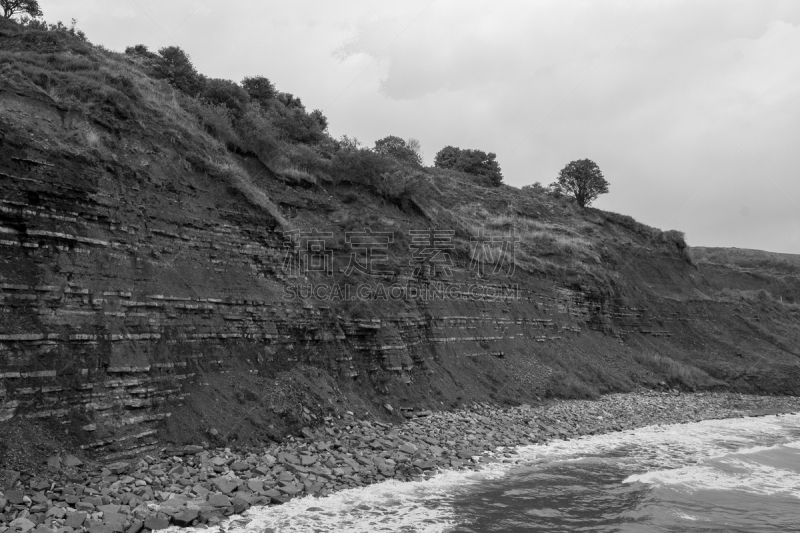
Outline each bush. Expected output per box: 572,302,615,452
234,102,283,164
310,109,328,132
154,46,204,95
282,143,332,180
331,148,395,189
124,44,157,59
433,145,503,186
201,78,249,116
182,97,243,151
660,229,687,250
270,105,326,144
374,135,422,166
241,75,275,106
521,182,547,194
376,168,428,203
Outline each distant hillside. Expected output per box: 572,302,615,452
691,246,800,305
2,15,800,463
691,247,800,274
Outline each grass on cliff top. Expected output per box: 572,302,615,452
690,246,800,275
0,16,692,276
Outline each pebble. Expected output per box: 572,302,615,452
1,392,798,531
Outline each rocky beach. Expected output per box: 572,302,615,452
1,391,799,533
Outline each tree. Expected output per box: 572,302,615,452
406,138,423,162
521,181,546,194
1,0,42,19
202,78,250,115
433,145,503,186
310,109,328,132
555,159,609,207
374,135,422,165
154,46,205,96
338,135,362,151
241,76,276,106
125,44,158,59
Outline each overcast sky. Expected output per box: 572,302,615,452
40,1,800,253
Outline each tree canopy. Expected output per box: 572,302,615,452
154,46,204,96
241,76,276,106
1,0,42,19
374,136,422,166
433,146,503,186
553,158,609,207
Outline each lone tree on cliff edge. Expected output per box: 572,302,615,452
1,0,42,18
553,159,609,207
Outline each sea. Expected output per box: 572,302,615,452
181,412,800,533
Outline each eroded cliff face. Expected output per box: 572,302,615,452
2,35,800,463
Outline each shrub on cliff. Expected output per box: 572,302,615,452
234,102,283,164
154,46,204,96
374,135,422,166
332,147,395,189
124,43,157,59
201,78,250,116
376,168,429,203
241,75,276,107
433,145,503,186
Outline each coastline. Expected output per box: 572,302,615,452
2,391,800,533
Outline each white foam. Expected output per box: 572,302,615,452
169,412,800,533
625,443,800,498
165,466,512,533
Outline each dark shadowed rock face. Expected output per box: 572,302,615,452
1,19,800,463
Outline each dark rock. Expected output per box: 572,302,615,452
0,470,21,490
9,518,36,533
230,497,249,514
171,509,198,527
125,520,143,533
229,462,249,472
142,516,170,531
62,456,83,468
64,512,87,529
5,490,24,505
207,494,231,508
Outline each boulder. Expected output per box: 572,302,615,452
9,518,36,533
230,497,249,514
0,469,21,490
142,516,170,531
171,509,198,527
229,462,249,472
207,494,231,508
398,443,417,455
62,456,83,468
125,520,143,533
5,490,24,505
64,513,87,529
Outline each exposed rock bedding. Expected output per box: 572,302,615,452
1,392,799,533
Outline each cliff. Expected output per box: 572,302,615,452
2,18,799,465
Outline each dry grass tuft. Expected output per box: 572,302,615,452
633,352,725,390
210,161,289,228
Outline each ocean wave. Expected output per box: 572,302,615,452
170,413,800,533
624,441,800,498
